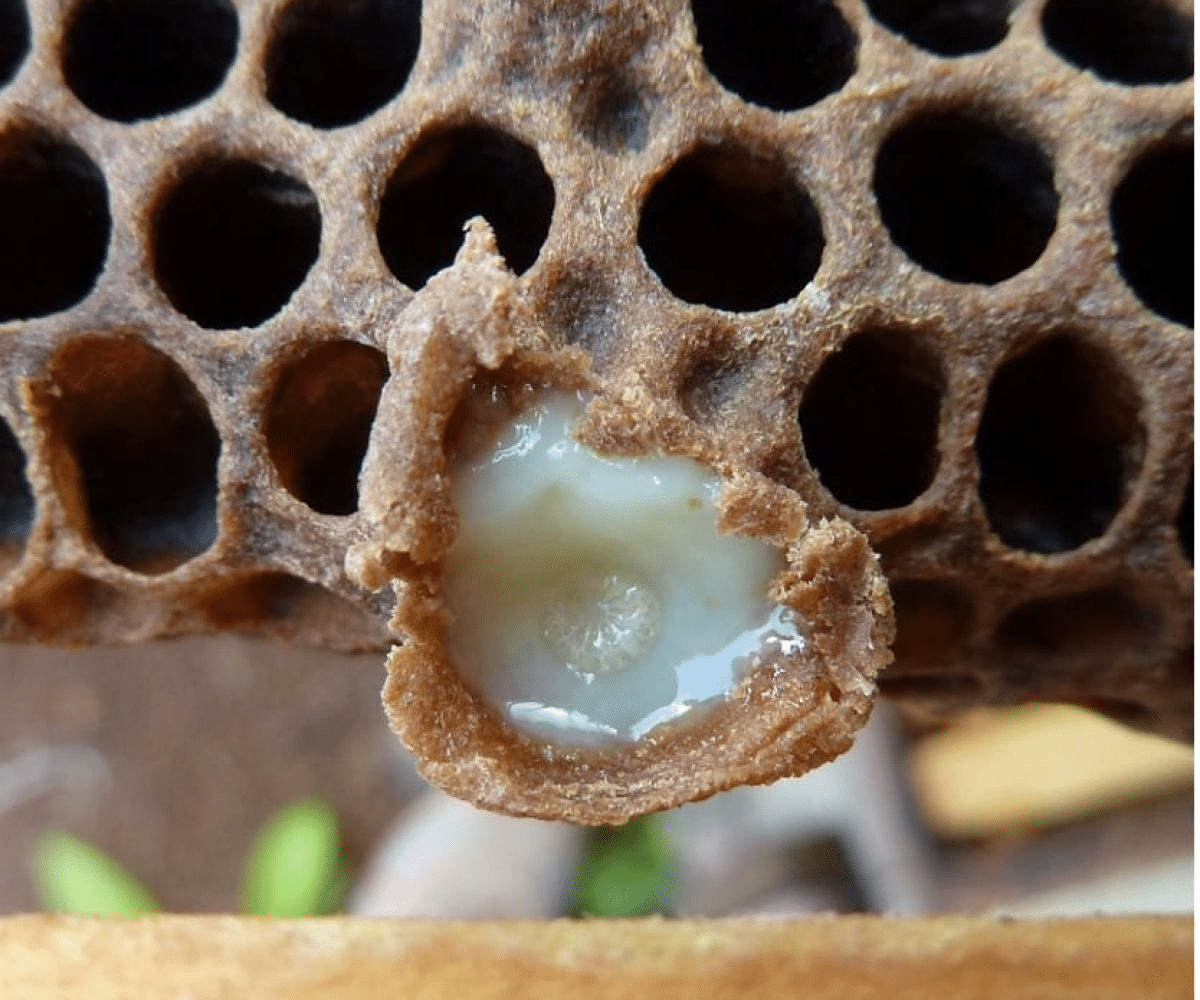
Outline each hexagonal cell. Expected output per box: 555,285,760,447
680,343,753,424
44,336,221,574
994,588,1159,656
378,125,555,289
266,0,420,129
1111,140,1193,328
691,0,856,111
63,0,238,122
638,143,823,311
0,414,32,572
200,572,388,648
1042,0,1192,86
976,333,1144,554
873,109,1058,284
864,0,1014,57
889,578,972,665
0,0,29,87
153,159,321,330
799,329,943,510
0,130,110,321
265,340,389,515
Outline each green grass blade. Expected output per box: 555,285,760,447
33,831,159,916
241,797,345,916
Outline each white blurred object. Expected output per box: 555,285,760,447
350,789,584,918
665,702,936,915
989,854,1194,918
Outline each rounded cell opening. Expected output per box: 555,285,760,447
799,329,943,510
266,0,420,128
45,336,221,574
691,0,856,111
976,333,1145,553
0,130,110,321
0,415,33,571
1042,0,1192,85
265,340,389,515
63,0,238,122
873,110,1058,284
864,0,1014,57
638,144,823,311
0,0,29,87
995,588,1158,655
153,158,321,329
377,125,555,289
1111,141,1193,327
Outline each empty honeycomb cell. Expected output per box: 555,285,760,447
1177,471,1193,564
0,415,33,563
690,0,856,111
1042,0,1193,86
877,672,983,699
378,125,554,289
1110,140,1193,328
995,587,1158,656
575,75,650,154
265,340,389,515
638,144,823,311
11,571,130,635
266,0,420,129
680,346,751,423
976,333,1144,554
798,329,943,510
62,0,238,123
864,0,1013,57
0,130,110,322
153,159,321,330
889,578,972,665
0,0,28,87
873,110,1058,284
45,336,221,575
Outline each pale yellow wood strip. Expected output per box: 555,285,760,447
0,915,1192,1000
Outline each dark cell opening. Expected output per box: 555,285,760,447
265,340,389,515
1111,141,1193,327
1042,0,1192,85
680,348,750,424
576,76,650,154
0,0,29,87
976,334,1144,553
799,329,943,510
638,144,823,311
1177,471,1192,564
63,0,238,122
267,0,420,128
378,125,555,289
877,671,983,700
890,578,972,665
0,131,110,321
865,0,1013,56
995,588,1157,655
153,159,321,329
873,110,1058,284
0,415,33,554
691,0,856,111
47,336,221,574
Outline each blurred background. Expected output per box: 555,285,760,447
2,635,1191,918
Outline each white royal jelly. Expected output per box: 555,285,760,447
443,392,806,745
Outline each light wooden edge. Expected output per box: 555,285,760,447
0,915,1192,999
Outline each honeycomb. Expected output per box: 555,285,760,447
0,0,1191,815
